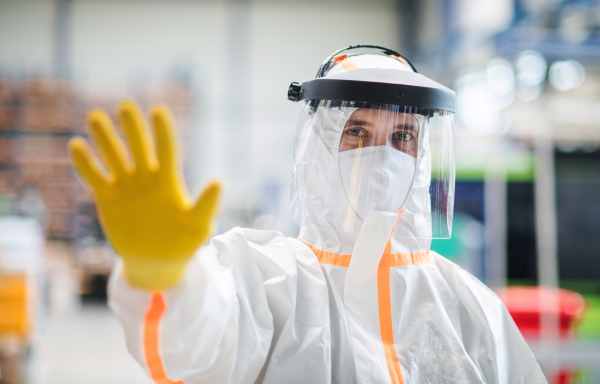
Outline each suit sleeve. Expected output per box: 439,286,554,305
107,238,274,384
452,267,548,383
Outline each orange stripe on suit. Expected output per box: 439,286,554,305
143,292,185,384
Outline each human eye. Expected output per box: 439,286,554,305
339,126,370,151
392,130,414,142
344,128,367,137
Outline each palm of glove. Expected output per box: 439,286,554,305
69,102,220,290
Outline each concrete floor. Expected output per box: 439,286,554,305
27,303,152,384
20,242,152,384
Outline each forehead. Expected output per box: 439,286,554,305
347,108,419,126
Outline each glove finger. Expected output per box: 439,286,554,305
69,137,109,192
151,105,178,177
119,101,156,174
88,109,131,179
191,181,221,230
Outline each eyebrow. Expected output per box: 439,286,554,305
345,119,372,127
346,119,419,131
395,123,418,131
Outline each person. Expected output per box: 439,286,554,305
69,45,547,383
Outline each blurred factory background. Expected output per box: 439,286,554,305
0,0,599,383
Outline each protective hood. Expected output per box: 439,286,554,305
288,46,455,255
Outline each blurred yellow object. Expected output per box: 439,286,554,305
69,102,220,291
0,274,28,337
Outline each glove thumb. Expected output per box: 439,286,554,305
190,181,221,236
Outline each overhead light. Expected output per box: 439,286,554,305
486,59,515,97
549,60,585,92
516,50,547,86
455,70,511,136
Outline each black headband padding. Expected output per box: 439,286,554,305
300,79,454,112
291,68,455,113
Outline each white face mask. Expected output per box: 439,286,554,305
338,146,417,221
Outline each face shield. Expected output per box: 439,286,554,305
288,46,455,240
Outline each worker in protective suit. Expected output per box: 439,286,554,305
69,45,547,383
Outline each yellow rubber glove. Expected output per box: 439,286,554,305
69,102,220,291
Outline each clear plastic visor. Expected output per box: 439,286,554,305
291,100,455,239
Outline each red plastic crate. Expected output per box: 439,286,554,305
497,286,587,384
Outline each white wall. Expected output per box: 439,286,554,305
0,0,55,76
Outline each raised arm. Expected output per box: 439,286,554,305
68,104,275,383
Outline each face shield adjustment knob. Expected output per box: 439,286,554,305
288,82,302,101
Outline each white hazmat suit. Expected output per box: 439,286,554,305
108,48,547,384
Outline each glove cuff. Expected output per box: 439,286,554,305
122,257,189,291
